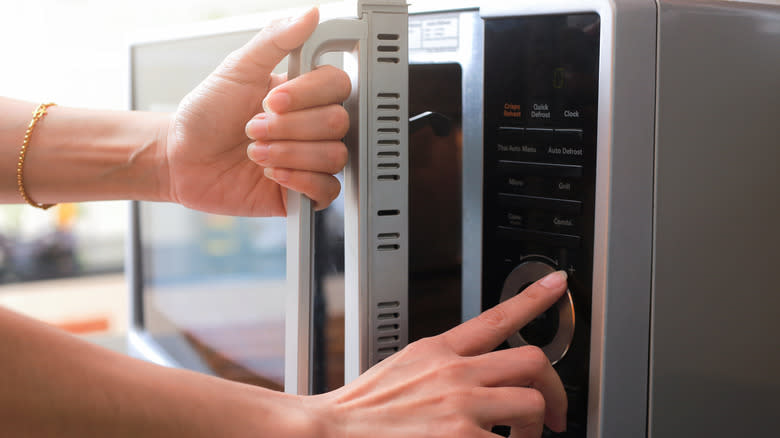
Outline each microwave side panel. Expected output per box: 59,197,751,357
595,1,658,437
650,1,780,437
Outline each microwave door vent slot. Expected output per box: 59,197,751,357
375,301,402,360
377,91,402,182
377,37,400,63
377,230,400,251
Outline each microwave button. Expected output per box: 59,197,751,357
528,101,553,122
500,174,529,192
549,214,579,232
496,127,541,160
502,210,525,227
502,101,525,122
543,144,585,162
498,193,582,214
554,128,583,145
552,178,579,198
515,210,580,234
497,160,583,178
545,129,585,163
558,108,584,123
498,126,525,136
496,226,581,249
525,127,554,144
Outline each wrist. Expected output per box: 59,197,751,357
147,112,173,203
300,392,347,438
111,110,172,203
241,387,325,437
109,109,172,203
9,104,173,204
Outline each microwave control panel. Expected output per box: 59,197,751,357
482,13,601,437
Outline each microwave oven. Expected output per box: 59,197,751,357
127,0,780,436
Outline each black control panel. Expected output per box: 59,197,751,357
482,14,600,437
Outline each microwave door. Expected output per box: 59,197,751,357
285,0,410,395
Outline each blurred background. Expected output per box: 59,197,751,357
0,0,335,349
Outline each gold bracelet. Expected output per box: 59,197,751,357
17,102,57,210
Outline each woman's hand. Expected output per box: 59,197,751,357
163,7,350,217
308,271,570,438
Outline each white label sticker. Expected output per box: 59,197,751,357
410,16,459,51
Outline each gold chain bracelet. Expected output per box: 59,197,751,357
17,102,57,210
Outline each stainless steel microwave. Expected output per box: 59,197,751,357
127,1,780,437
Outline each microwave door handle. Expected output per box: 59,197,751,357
285,18,366,396
285,0,409,395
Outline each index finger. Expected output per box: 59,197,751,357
440,270,568,356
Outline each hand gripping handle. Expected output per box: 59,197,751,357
285,0,409,395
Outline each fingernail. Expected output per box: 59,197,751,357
248,143,269,163
539,270,567,289
263,91,291,113
246,115,268,140
264,167,289,183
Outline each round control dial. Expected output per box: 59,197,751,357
500,260,575,364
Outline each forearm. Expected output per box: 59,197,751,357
0,306,316,437
0,97,170,204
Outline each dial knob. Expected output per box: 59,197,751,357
499,260,575,364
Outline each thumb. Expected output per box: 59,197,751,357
226,7,320,83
